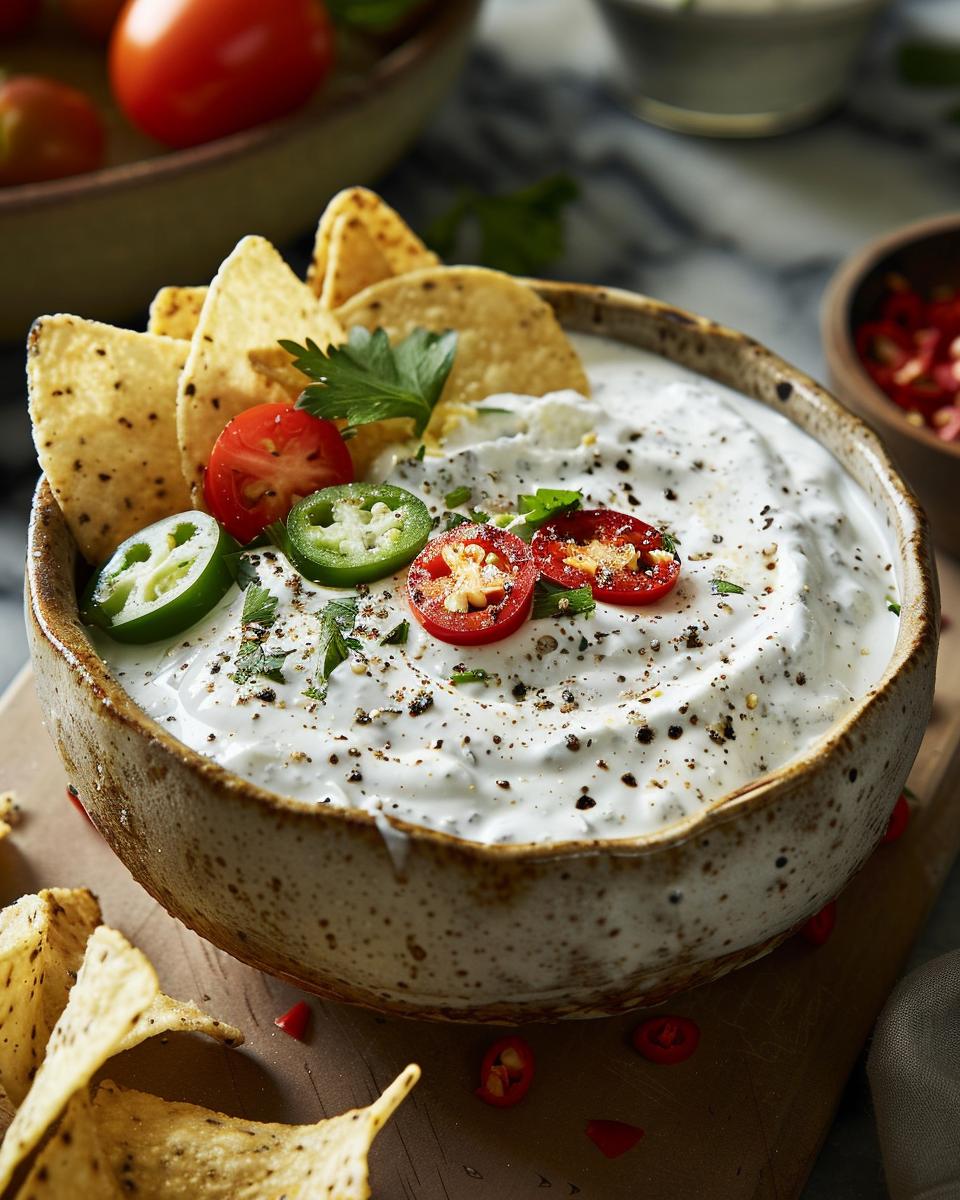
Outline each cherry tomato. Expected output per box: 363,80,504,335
407,525,536,646
632,1015,700,1064
882,791,911,844
0,0,40,38
799,899,837,947
532,509,681,605
109,0,335,148
476,1036,535,1108
61,0,126,41
0,76,104,187
585,1119,645,1159
203,404,354,544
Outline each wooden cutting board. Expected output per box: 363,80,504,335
2,553,959,1200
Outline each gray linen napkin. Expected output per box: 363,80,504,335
868,950,960,1199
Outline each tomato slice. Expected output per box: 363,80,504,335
407,525,536,646
799,899,837,946
531,509,680,605
882,792,911,844
476,1036,535,1108
203,404,353,544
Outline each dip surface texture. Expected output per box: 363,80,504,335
98,336,898,846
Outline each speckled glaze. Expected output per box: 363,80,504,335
25,285,939,1023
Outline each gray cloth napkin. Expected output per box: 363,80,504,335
868,950,960,1199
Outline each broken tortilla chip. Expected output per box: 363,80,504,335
0,926,159,1192
148,286,208,341
119,992,243,1054
12,1092,125,1200
176,235,344,505
89,1064,420,1200
0,888,102,1106
27,316,191,563
307,187,438,301
318,212,394,310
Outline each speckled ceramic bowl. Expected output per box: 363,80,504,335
26,284,939,1023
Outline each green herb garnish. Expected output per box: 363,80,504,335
468,509,490,525
308,596,361,700
415,443,426,461
887,597,902,616
451,669,489,685
443,512,470,531
231,583,292,685
660,530,679,557
578,634,590,651
225,553,260,591
711,579,745,596
325,0,423,30
531,579,596,621
425,175,579,275
517,487,583,530
444,485,472,509
285,326,457,439
381,619,410,646
241,584,278,627
475,406,512,415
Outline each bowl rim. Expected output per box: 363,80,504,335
821,209,960,462
0,0,479,215
27,281,939,863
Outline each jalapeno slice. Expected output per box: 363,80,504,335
286,483,431,586
81,511,238,643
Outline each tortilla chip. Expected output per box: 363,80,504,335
317,212,394,310
307,187,438,300
0,927,159,1192
247,345,309,396
119,992,243,1054
0,889,102,1106
176,236,344,505
148,286,208,341
27,316,191,564
12,1092,125,1200
0,791,17,841
90,1064,420,1199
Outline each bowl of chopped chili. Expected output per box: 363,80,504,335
822,211,960,559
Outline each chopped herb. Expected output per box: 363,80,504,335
225,553,259,591
578,634,589,651
517,487,582,531
324,595,359,630
443,511,470,530
231,584,291,685
468,509,490,525
475,406,512,415
531,578,596,621
451,669,490,685
415,443,426,461
241,583,279,627
286,325,457,438
381,619,410,646
309,596,361,700
887,597,902,616
425,175,579,276
660,530,679,557
444,485,472,509
711,579,745,596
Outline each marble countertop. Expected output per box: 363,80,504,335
1,0,958,1191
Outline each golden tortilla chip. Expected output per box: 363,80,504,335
119,992,243,1054
0,791,16,841
307,187,438,300
89,1065,420,1199
247,345,309,396
0,926,159,1192
317,212,394,310
148,286,208,341
176,235,344,505
0,888,102,1106
27,316,191,564
12,1092,125,1199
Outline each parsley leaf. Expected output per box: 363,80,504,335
308,596,361,700
443,511,471,531
230,582,292,685
425,175,579,275
886,596,902,616
517,487,582,530
325,0,422,29
242,584,279,627
711,579,745,596
444,485,472,509
287,326,457,439
381,619,409,646
451,669,489,685
225,553,260,591
468,509,490,525
531,579,596,621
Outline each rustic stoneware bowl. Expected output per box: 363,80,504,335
26,284,939,1023
822,211,960,560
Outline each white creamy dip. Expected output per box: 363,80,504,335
98,336,899,846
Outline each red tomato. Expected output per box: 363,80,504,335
476,1036,535,1108
882,791,911,844
61,0,126,41
632,1015,700,1065
0,76,104,187
799,899,837,947
532,510,680,605
585,1119,645,1159
109,0,335,148
0,0,40,38
203,404,353,544
407,525,536,646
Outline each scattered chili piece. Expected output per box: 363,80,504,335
882,791,911,843
585,1118,645,1159
274,999,311,1040
476,1036,535,1107
65,784,91,823
632,1015,700,1064
800,899,837,946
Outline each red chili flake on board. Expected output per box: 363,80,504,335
941,613,952,632
632,1015,700,1064
585,1118,645,1159
800,899,837,946
882,792,911,844
65,784,91,822
274,1000,310,1040
476,1036,535,1107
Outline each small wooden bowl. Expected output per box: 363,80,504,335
822,212,960,559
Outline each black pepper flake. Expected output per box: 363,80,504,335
636,726,655,744
796,671,807,686
775,855,788,868
685,626,703,649
621,773,637,787
565,734,581,752
668,725,683,739
255,688,276,703
355,708,372,725
615,459,630,471
496,780,510,790
668,890,683,904
512,682,528,700
408,693,434,716
664,488,677,501
346,768,363,783
561,689,575,704
575,795,596,811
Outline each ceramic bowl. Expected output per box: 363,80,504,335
822,211,960,559
0,0,480,343
26,283,939,1023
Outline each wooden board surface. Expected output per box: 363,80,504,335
2,553,959,1200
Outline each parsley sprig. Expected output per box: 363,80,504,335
306,596,362,701
451,668,490,685
711,578,745,596
286,326,457,439
381,619,409,646
231,583,293,685
531,579,596,621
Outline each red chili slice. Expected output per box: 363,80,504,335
407,525,536,646
585,1119,645,1159
274,999,311,1040
882,792,911,844
476,1035,535,1107
632,1015,700,1064
65,784,91,823
800,899,837,946
855,321,912,371
531,509,680,605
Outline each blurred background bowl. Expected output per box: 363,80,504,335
822,211,960,559
0,0,481,343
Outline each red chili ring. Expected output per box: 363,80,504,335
632,1014,700,1065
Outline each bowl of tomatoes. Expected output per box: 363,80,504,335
822,211,960,559
0,0,480,342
